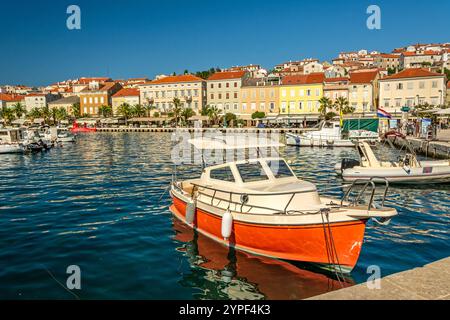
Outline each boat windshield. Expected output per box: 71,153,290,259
266,160,294,178
236,162,269,183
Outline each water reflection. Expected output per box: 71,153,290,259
172,218,353,300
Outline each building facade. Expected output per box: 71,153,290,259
112,88,140,115
24,93,60,112
139,75,206,114
379,68,447,113
79,82,122,116
278,73,325,116
348,70,379,114
47,96,80,115
240,78,280,116
206,71,247,113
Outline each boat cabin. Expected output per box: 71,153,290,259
0,128,22,144
307,121,342,139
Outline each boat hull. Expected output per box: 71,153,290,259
286,134,355,147
171,192,367,273
0,144,24,154
342,166,450,184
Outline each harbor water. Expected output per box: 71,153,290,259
0,132,449,299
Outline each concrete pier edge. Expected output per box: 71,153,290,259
308,257,450,300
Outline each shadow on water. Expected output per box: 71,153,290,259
172,218,354,300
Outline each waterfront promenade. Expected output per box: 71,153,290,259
309,257,450,300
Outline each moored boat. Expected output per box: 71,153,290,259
335,141,450,184
170,137,397,273
0,128,25,154
70,121,97,133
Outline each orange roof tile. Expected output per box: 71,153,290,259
324,77,350,83
112,88,140,97
207,71,246,81
282,73,325,85
381,68,444,80
349,71,378,84
149,74,203,84
0,93,25,102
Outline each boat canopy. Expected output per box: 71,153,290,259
342,118,379,133
188,136,285,150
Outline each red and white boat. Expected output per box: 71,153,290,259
170,138,397,273
70,121,97,133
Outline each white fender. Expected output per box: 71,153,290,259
221,210,233,239
185,199,196,224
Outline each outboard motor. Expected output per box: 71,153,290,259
341,158,360,170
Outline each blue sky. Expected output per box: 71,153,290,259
0,0,448,86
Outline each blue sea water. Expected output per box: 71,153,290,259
0,132,448,299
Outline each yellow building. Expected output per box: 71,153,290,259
279,73,325,116
348,70,379,114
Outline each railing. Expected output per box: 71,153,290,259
173,178,389,215
340,177,389,210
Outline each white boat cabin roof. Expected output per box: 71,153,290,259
197,157,317,193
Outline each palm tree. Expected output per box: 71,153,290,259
207,105,220,125
0,106,16,125
27,107,42,121
50,107,59,124
181,107,195,124
171,98,183,127
99,105,112,117
71,103,81,118
118,103,132,124
132,104,145,117
334,97,354,126
40,105,51,124
318,97,333,119
55,107,68,124
13,102,26,118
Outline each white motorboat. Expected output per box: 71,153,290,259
286,121,379,147
335,141,450,184
57,129,76,143
0,128,25,154
170,136,397,273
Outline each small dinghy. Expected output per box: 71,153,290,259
170,137,397,273
336,141,450,184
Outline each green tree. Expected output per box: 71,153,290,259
55,107,68,123
50,107,59,124
27,107,42,121
318,97,333,118
334,97,354,115
206,105,220,125
171,98,183,126
132,104,146,117
118,103,132,123
41,105,51,123
251,111,266,119
181,107,195,124
0,106,15,125
99,105,112,117
13,102,26,118
71,103,81,118
224,112,237,127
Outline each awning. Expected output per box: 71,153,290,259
76,118,98,125
128,117,173,122
189,115,209,121
33,118,45,124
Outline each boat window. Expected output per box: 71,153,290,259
236,162,269,183
266,160,294,178
210,166,235,182
324,122,334,129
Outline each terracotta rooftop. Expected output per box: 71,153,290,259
147,74,204,85
207,71,246,81
281,73,325,85
0,93,25,102
324,77,350,83
380,68,444,80
75,77,111,85
349,71,378,84
112,88,140,97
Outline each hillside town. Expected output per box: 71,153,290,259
1,42,449,128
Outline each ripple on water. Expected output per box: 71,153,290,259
0,132,449,299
